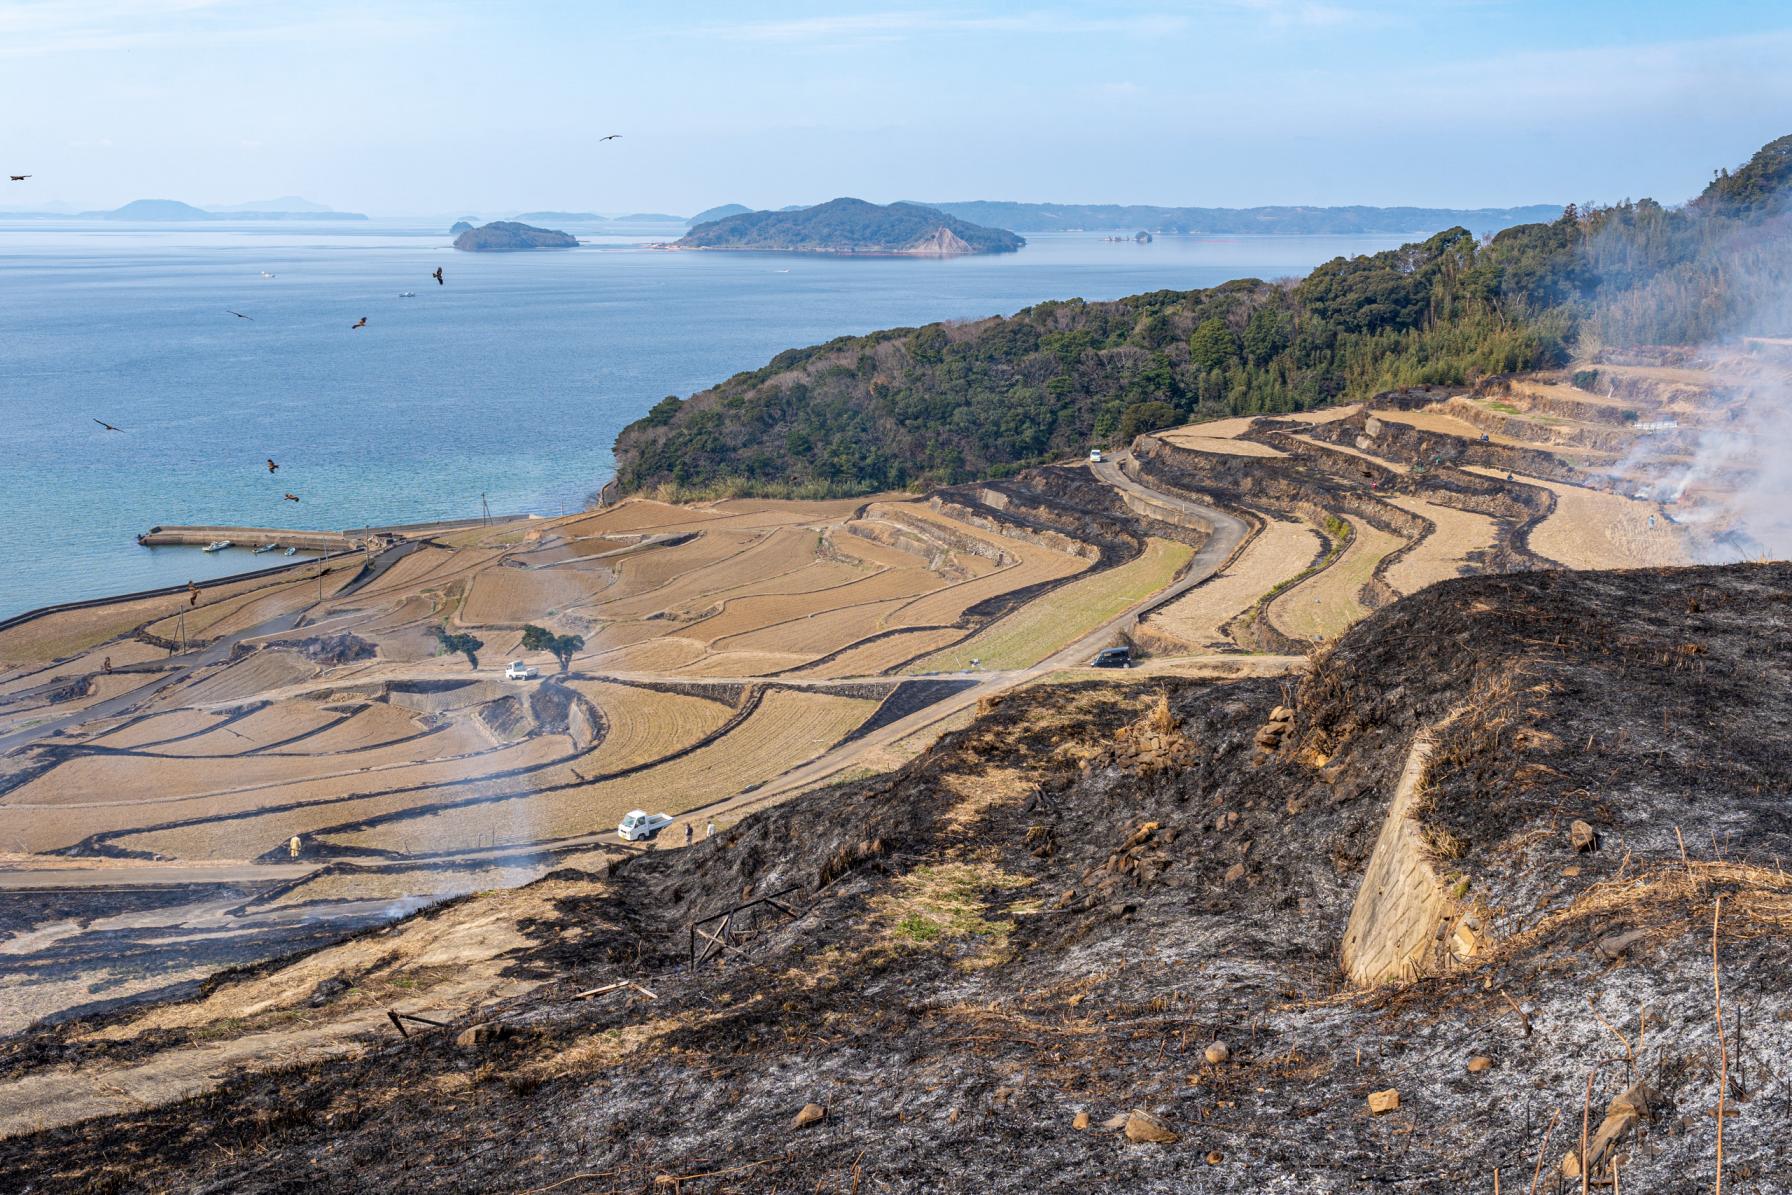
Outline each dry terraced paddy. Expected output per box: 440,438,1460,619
1142,514,1322,650
1463,466,1688,569
1379,494,1500,594
913,538,1193,671
1267,519,1407,643
561,681,736,772
321,688,879,855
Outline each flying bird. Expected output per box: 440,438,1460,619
351,317,367,330
8,175,28,182
227,310,253,321
92,418,124,432
432,267,444,286
600,134,621,142
283,492,301,503
266,458,279,474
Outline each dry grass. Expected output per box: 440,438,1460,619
912,538,1193,671
1462,467,1689,570
1143,513,1321,649
1268,518,1405,643
1380,495,1500,595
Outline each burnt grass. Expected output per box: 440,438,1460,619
6,563,1792,1191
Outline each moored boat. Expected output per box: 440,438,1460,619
202,540,232,553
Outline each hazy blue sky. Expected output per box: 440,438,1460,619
4,1,1791,215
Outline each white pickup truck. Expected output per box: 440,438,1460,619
618,809,674,841
504,661,539,680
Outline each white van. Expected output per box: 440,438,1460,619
1088,449,1104,463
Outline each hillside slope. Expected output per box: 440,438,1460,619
617,134,1792,499
4,561,1789,1190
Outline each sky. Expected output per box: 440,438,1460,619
3,0,1791,216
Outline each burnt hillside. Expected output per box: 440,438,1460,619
5,563,1792,1192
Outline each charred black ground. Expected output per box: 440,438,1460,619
4,563,1792,1192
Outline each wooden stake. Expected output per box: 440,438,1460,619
1528,1108,1560,1195
1580,1068,1594,1195
1714,896,1727,1195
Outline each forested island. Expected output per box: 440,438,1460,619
452,221,579,251
673,198,1023,256
615,135,1792,498
928,200,1562,236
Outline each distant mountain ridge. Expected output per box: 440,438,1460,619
675,198,1023,256
81,198,367,221
925,200,1562,237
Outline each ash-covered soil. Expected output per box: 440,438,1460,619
4,563,1792,1192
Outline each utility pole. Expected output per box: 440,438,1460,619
482,492,490,526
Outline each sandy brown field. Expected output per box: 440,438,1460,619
1267,519,1407,643
1142,513,1321,649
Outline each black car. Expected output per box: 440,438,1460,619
1090,646,1132,669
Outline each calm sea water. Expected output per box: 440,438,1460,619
0,220,1413,619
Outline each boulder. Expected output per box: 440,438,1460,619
1072,1111,1091,1130
1122,1110,1179,1144
1367,1089,1400,1116
1467,1056,1493,1074
1562,1083,1657,1179
1204,1041,1230,1065
793,1103,827,1128
1597,928,1650,960
1570,819,1599,852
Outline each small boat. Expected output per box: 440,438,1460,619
260,271,276,279
397,291,417,298
253,543,279,555
284,546,298,557
202,540,232,553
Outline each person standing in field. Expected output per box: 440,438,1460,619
707,818,716,839
685,823,693,847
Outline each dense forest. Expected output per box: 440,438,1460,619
928,200,1562,236
674,198,1023,255
616,136,1792,499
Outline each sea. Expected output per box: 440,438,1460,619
0,220,1415,620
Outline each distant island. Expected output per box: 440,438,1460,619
450,220,475,235
452,221,579,251
925,200,1561,237
687,203,752,225
674,198,1023,256
80,198,368,221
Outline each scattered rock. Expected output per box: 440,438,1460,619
1206,1150,1224,1165
1467,1056,1493,1074
947,1108,960,1124
454,1023,505,1050
793,1103,827,1128
1597,929,1651,960
1570,820,1599,852
1224,862,1247,885
1204,1041,1230,1065
1367,1089,1400,1116
1122,1109,1179,1144
306,977,351,1008
1562,1082,1657,1179
1072,1111,1091,1130
1101,1113,1131,1130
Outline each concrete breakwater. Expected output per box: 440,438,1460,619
138,514,514,553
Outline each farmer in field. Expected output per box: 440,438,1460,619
685,822,693,847
707,818,716,839
288,835,302,859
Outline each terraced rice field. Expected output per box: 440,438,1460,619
1267,519,1407,643
1142,514,1321,649
1463,467,1688,569
912,538,1193,671
322,687,880,855
1379,495,1500,594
